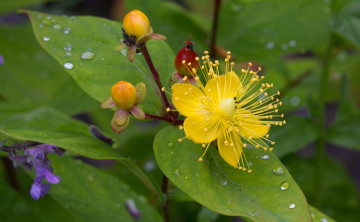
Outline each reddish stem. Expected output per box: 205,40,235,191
140,46,176,122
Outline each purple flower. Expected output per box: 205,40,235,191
0,55,3,66
30,182,51,201
0,142,64,201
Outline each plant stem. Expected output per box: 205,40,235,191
210,0,222,58
314,35,333,207
161,175,170,222
140,46,176,122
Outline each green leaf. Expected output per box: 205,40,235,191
218,0,330,60
47,155,162,222
309,206,336,222
326,119,360,151
0,106,122,159
154,126,311,221
0,24,97,115
24,10,175,115
331,15,360,49
197,207,220,222
0,105,163,202
271,116,317,158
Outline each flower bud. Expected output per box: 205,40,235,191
111,81,137,110
174,36,199,77
123,10,150,40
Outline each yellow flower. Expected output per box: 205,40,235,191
169,51,284,172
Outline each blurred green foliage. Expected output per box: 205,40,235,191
0,0,359,221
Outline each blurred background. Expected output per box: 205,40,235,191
0,0,359,221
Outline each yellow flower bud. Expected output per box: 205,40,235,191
111,81,137,110
123,10,150,40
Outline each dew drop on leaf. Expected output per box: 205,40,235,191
64,27,71,35
167,142,174,147
248,210,260,216
280,181,290,190
64,62,74,70
289,203,296,209
81,51,95,60
41,18,52,26
219,180,227,186
311,211,316,218
53,24,62,30
261,155,270,160
273,167,285,175
43,36,50,42
173,168,180,176
320,218,328,222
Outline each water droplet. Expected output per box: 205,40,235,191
87,174,94,181
290,96,300,106
248,161,253,166
120,49,127,56
137,52,142,55
64,44,72,51
226,209,230,212
170,151,174,155
43,36,50,42
289,40,297,47
65,52,72,57
227,200,231,204
167,142,174,147
220,180,227,186
289,203,296,209
53,24,62,30
101,58,104,61
248,210,260,216
144,160,155,171
64,27,71,34
281,44,288,50
320,218,328,222
41,18,52,26
280,181,290,190
311,211,316,218
39,24,44,28
64,62,74,70
266,41,275,49
261,155,270,160
81,51,95,60
173,168,180,176
273,167,284,175
184,176,189,180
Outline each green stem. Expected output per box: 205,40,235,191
314,35,333,207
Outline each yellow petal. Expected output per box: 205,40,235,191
183,113,221,144
236,109,269,138
172,83,207,117
217,131,243,168
204,71,242,102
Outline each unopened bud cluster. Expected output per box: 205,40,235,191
101,81,147,133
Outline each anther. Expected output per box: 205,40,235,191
166,107,171,112
202,144,206,148
270,148,274,151
243,144,247,148
271,142,275,145
179,126,183,130
264,147,268,151
182,60,186,64
248,170,252,173
198,157,203,162
161,87,165,92
178,139,182,142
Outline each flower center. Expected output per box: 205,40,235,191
217,97,236,118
